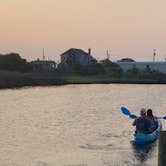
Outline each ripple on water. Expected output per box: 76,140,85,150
79,143,132,152
79,143,114,151
64,164,87,166
37,161,52,166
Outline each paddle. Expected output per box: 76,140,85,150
157,116,166,120
121,107,137,119
121,106,166,120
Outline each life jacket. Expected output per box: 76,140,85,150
135,117,151,133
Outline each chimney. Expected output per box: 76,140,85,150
88,48,91,56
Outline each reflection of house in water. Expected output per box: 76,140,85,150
31,59,57,72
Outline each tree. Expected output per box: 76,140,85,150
0,53,33,72
100,59,123,77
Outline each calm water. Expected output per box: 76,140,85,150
0,84,166,166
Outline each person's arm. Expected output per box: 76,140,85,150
147,119,154,132
132,119,136,126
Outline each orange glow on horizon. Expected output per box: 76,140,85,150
0,0,166,62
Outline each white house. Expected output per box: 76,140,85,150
115,61,166,74
58,48,97,69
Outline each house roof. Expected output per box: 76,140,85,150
60,48,89,57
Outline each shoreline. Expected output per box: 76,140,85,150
0,71,165,89
0,80,164,90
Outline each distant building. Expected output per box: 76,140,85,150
117,58,135,62
115,61,166,74
58,48,97,69
31,59,56,72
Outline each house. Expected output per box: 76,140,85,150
115,61,166,74
58,48,97,69
31,59,57,72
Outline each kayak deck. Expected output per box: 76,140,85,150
132,120,162,145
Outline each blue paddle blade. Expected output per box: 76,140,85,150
163,116,166,120
121,107,131,116
158,116,166,120
121,107,138,119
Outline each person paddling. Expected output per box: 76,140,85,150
132,108,151,134
146,108,158,132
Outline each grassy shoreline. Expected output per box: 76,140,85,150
63,75,159,84
0,71,68,89
0,70,164,89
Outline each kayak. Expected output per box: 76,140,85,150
133,119,162,145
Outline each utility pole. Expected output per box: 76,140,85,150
43,48,45,60
153,49,156,62
106,50,110,60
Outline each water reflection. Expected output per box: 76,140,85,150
0,85,165,166
132,141,157,163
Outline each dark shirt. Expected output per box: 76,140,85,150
147,116,158,131
133,117,151,133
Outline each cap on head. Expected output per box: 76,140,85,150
140,108,146,115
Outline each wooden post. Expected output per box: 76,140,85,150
158,131,166,166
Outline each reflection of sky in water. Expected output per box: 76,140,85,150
0,84,165,166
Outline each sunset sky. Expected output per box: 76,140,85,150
0,0,166,62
